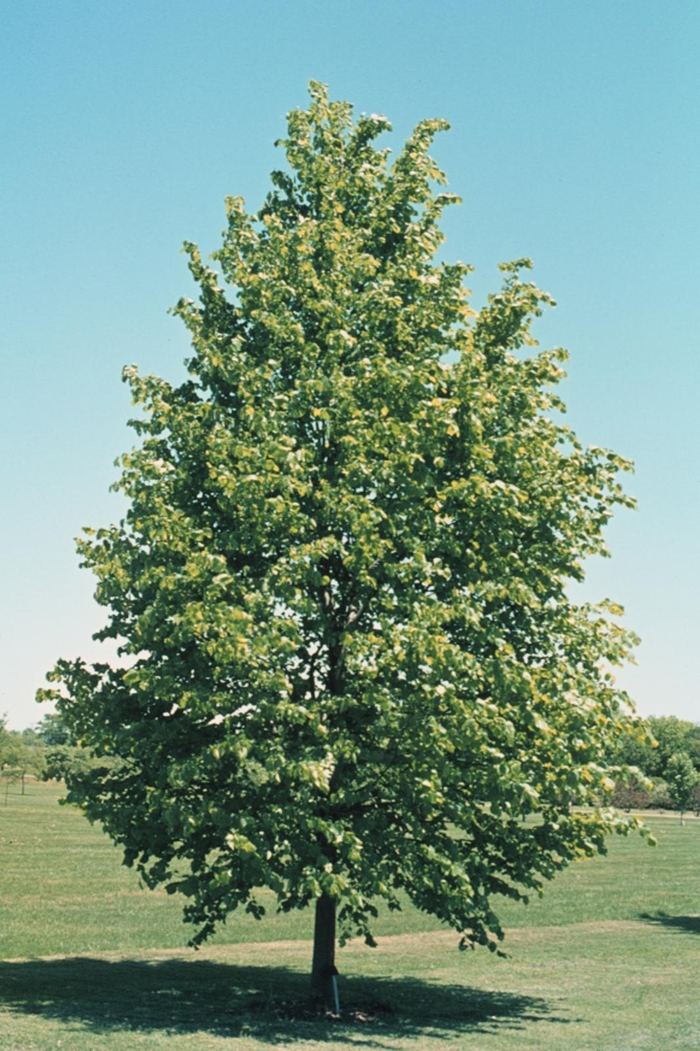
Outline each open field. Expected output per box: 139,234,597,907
1,780,699,1049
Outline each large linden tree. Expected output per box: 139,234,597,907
42,83,645,1004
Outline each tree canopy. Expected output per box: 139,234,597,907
41,83,645,999
666,752,698,824
0,719,46,799
612,715,700,783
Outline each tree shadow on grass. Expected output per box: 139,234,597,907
640,912,700,936
0,956,570,1046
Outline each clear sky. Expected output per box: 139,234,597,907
1,0,698,729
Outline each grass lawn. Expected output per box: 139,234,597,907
1,780,699,1049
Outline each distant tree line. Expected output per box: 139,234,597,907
0,716,46,801
611,715,700,817
0,712,105,802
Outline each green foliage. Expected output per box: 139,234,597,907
0,723,45,801
35,712,77,747
648,717,700,776
611,718,657,774
611,716,700,809
0,714,7,763
41,83,644,953
666,752,698,819
41,743,106,784
35,710,102,784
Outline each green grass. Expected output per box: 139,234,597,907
1,780,700,1049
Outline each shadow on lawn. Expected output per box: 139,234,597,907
640,912,700,936
0,956,568,1045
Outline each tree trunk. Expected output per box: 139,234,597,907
310,892,338,1008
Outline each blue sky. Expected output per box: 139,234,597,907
1,0,698,728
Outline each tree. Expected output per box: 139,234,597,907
614,715,700,780
0,729,44,801
647,717,700,777
41,83,646,1006
666,752,698,825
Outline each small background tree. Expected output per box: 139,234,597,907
0,722,45,801
42,83,646,1007
666,752,698,825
